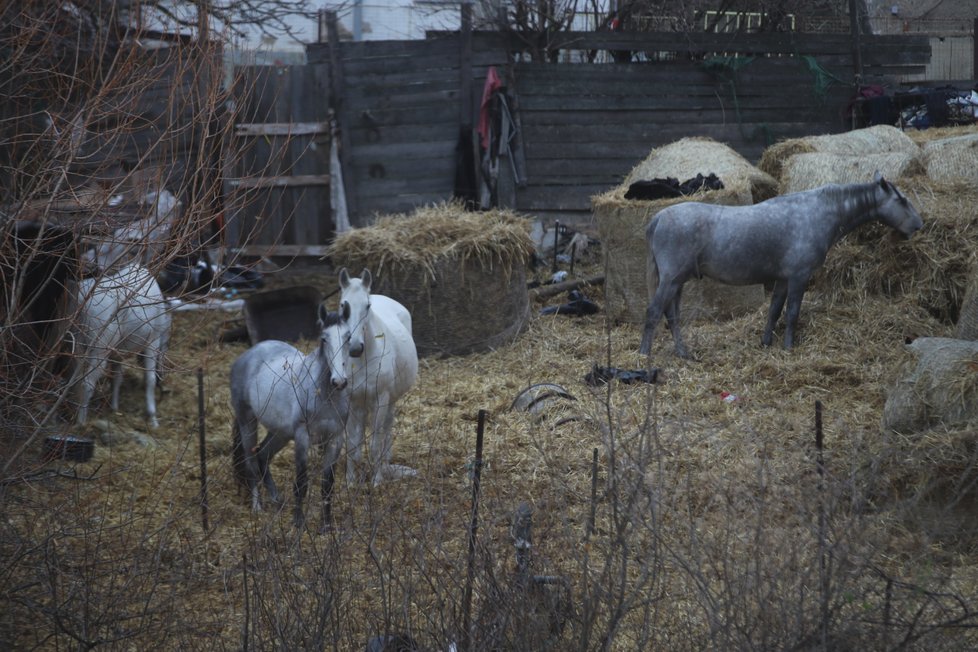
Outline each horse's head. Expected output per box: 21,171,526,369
317,305,349,390
874,172,923,239
338,267,372,358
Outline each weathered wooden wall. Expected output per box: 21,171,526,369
506,31,928,221
306,31,506,224
296,27,931,230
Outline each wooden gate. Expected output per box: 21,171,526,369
225,64,333,257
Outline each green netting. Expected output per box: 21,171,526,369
800,54,846,97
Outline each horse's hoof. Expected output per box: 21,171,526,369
373,464,418,486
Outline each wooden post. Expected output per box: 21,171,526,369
326,11,360,224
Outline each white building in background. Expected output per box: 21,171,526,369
223,1,463,64
330,0,462,41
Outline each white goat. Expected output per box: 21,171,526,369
72,263,171,428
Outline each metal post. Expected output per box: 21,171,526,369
461,409,487,651
197,368,209,532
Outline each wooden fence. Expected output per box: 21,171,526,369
229,19,931,252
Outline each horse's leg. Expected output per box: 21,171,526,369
664,284,691,359
77,353,108,425
237,415,263,511
140,350,159,428
345,405,368,485
640,277,680,356
255,431,288,507
782,280,807,350
109,358,123,412
369,399,417,485
319,435,345,533
763,281,788,347
292,426,311,530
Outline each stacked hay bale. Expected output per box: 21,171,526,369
920,132,978,183
911,129,978,337
592,137,777,325
779,151,924,193
758,125,923,193
326,202,535,358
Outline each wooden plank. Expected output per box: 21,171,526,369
340,54,469,78
235,122,330,136
228,174,331,189
516,184,613,211
348,123,458,144
344,88,461,109
499,30,930,58
343,104,460,128
355,139,458,159
231,244,333,257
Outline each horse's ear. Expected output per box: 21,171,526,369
317,302,328,327
339,267,350,288
360,268,372,292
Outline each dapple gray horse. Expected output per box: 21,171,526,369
72,263,171,427
640,174,924,357
230,306,350,532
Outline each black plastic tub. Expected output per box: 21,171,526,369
43,435,95,463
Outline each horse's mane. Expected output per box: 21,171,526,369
319,310,342,327
821,180,880,213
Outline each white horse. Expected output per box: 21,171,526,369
229,306,350,532
72,263,172,428
338,268,419,485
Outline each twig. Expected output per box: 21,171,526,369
0,464,105,487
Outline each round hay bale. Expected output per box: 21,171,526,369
593,138,770,324
625,137,778,203
883,337,978,434
780,151,924,194
326,203,535,358
758,125,921,183
922,133,978,182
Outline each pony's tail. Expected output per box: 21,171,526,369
645,216,660,305
230,420,248,492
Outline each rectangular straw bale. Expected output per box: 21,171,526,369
781,151,924,194
759,125,921,183
922,133,978,183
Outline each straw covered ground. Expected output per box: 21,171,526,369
6,233,978,648
7,127,978,649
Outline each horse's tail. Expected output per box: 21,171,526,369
645,216,660,305
230,420,248,492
